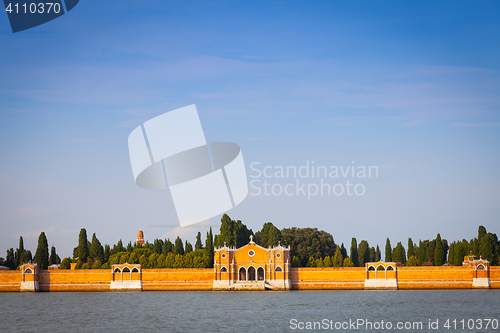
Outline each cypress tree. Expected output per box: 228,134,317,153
393,242,406,264
478,226,487,241
77,229,89,263
174,236,184,255
358,240,370,267
195,232,203,250
407,238,414,258
15,236,24,267
291,256,301,267
448,243,455,265
34,232,49,269
90,233,105,263
434,234,444,266
5,248,16,269
50,245,58,265
385,238,392,262
340,243,347,259
375,245,381,262
163,239,173,254
332,245,343,267
418,240,426,265
185,241,193,254
350,238,359,267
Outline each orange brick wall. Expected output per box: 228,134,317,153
290,268,366,290
0,271,21,291
142,268,213,291
490,267,500,289
396,267,473,289
38,269,111,292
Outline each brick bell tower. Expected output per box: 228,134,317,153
136,229,145,247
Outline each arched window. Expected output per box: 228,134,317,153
220,267,228,273
132,267,139,273
248,266,256,281
114,267,121,273
477,264,485,270
275,266,283,272
376,265,385,271
122,267,130,273
24,268,32,274
386,266,394,271
239,267,246,281
368,266,375,271
257,267,264,281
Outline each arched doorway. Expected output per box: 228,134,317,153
239,267,246,281
248,266,256,281
257,267,265,281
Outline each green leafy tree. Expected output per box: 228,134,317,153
480,233,497,265
385,238,392,262
343,257,354,267
406,255,419,266
375,245,381,262
60,257,71,269
291,256,301,267
316,258,324,267
74,259,82,269
82,263,90,269
255,222,282,247
323,256,332,267
5,248,16,269
281,227,336,266
92,260,102,269
306,256,316,267
216,214,254,248
34,232,49,269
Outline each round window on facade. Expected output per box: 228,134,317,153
248,250,255,257
276,253,281,258
221,253,226,259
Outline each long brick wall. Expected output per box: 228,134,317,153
142,268,213,291
290,267,365,290
1,266,499,292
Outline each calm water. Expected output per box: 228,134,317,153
1,290,499,332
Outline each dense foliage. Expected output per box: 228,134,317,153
2,218,498,269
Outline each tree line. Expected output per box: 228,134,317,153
1,216,498,269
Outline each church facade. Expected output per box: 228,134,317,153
212,235,292,290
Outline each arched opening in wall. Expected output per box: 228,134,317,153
131,267,139,281
248,266,256,281
239,267,246,281
367,266,375,279
275,266,283,272
386,266,394,271
257,267,264,281
220,267,228,273
123,267,130,272
114,268,121,273
113,267,121,281
376,265,384,279
24,268,32,274
477,264,485,270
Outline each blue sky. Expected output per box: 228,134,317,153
1,1,499,257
